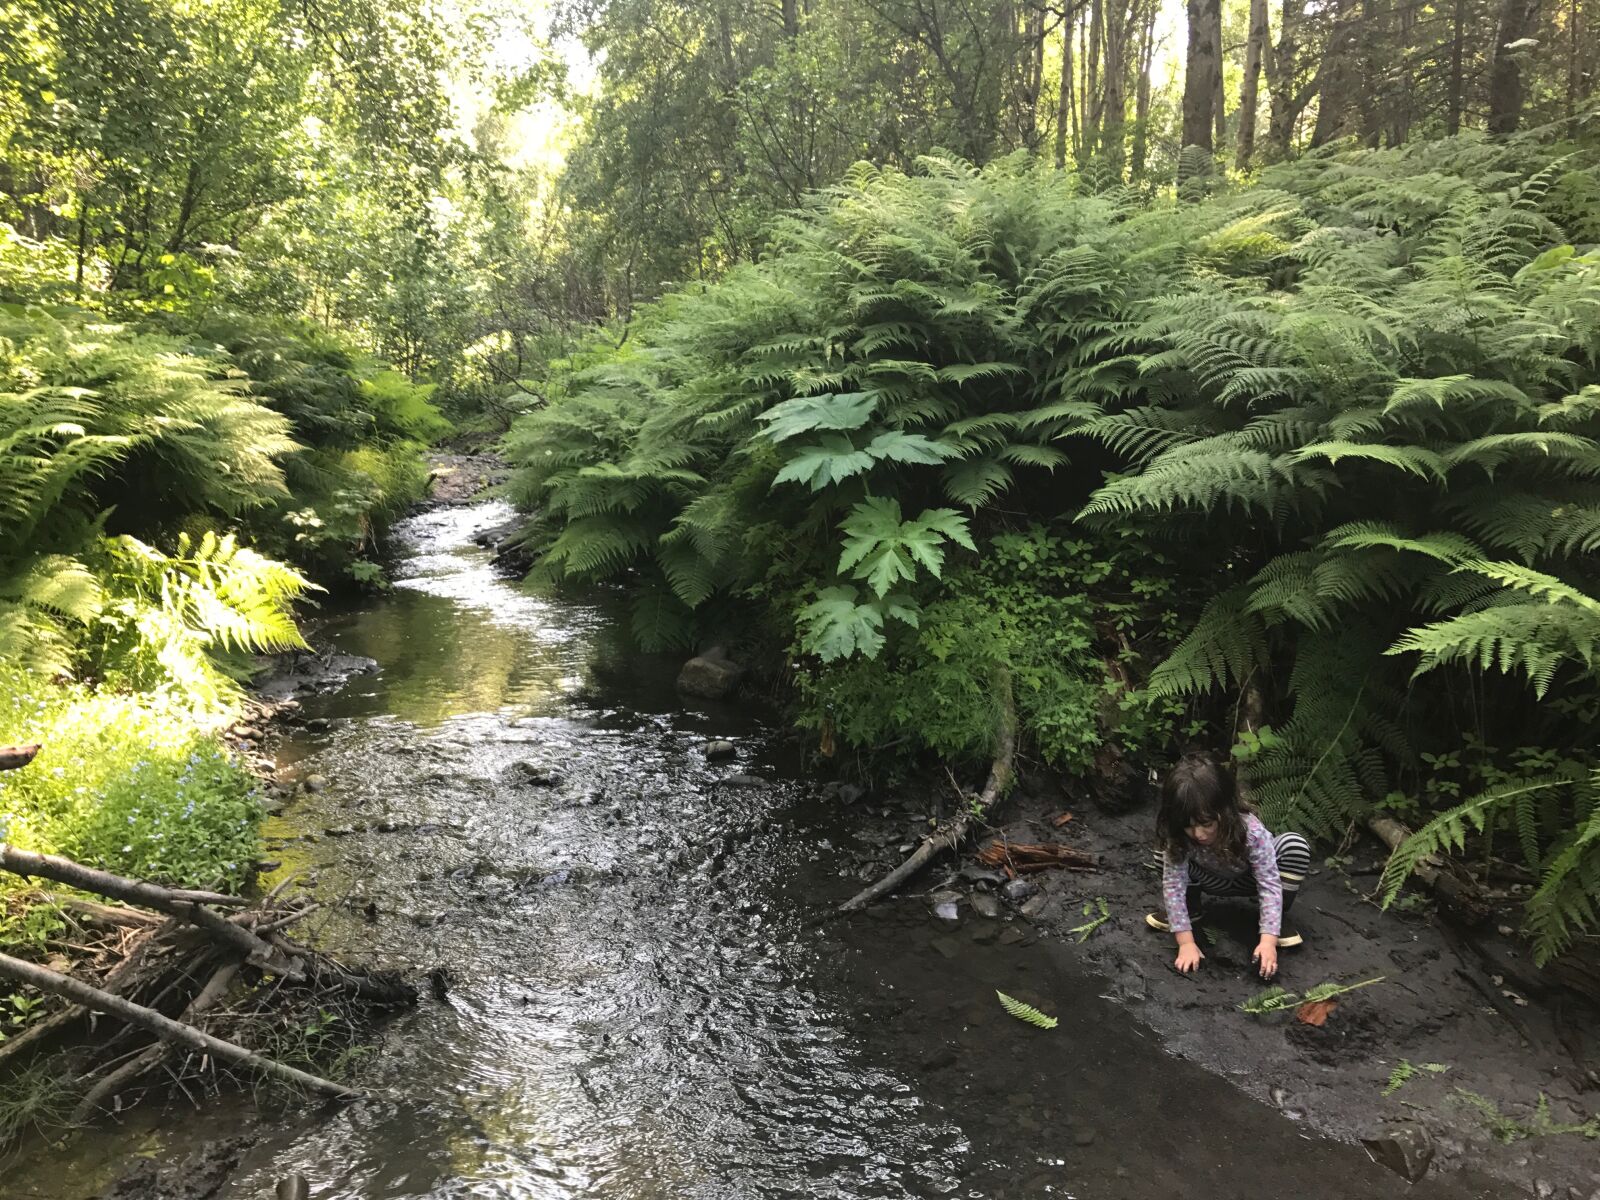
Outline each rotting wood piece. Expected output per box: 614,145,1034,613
975,839,1099,875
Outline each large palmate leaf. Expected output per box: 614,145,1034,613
756,391,878,442
837,497,975,597
772,429,959,491
773,434,877,489
798,585,885,661
863,429,962,466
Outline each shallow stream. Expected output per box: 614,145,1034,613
22,502,1502,1199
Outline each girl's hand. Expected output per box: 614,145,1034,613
1253,935,1279,980
1174,941,1204,974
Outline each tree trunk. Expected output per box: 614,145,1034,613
1357,0,1383,146
1181,0,1221,169
1085,0,1105,154
1264,0,1314,158
1448,0,1467,134
1101,0,1131,177
1056,9,1076,167
1130,0,1156,176
1487,0,1542,133
1020,4,1046,149
1236,0,1269,167
1210,0,1227,151
1392,0,1416,144
782,0,799,36
1311,6,1361,146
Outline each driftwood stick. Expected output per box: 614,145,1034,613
248,903,322,935
0,920,176,1067
840,671,1016,912
72,960,243,1122
0,845,248,908
0,951,358,1101
0,844,303,977
267,933,415,1006
57,897,168,928
0,744,41,771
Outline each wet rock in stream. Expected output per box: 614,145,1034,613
677,646,745,699
1001,878,1038,904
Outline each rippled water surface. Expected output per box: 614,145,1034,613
23,502,1502,1200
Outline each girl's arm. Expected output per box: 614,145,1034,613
1245,816,1283,936
1161,851,1193,932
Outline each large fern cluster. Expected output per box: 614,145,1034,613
508,132,1600,959
507,155,1152,650
0,309,357,700
1076,144,1600,958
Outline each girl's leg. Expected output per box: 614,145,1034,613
1274,832,1312,915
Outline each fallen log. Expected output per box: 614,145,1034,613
840,671,1016,912
1367,816,1491,925
0,951,359,1101
0,845,247,909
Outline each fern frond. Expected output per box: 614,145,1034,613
996,990,1058,1029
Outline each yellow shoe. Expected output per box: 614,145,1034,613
1278,930,1304,949
1145,912,1172,933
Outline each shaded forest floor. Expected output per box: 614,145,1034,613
859,773,1600,1197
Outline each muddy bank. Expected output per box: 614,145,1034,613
894,778,1600,1197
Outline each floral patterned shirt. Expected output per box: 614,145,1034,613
1161,813,1283,936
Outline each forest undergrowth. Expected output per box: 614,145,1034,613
507,127,1600,965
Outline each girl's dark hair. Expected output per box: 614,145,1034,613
1156,752,1252,861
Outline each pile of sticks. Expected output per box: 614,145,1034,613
975,837,1098,876
0,745,413,1124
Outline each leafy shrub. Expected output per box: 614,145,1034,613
507,132,1600,958
0,668,261,911
798,526,1184,774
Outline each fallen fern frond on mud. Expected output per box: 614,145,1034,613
1068,897,1109,942
1451,1090,1600,1143
996,991,1058,1029
1240,976,1386,1015
1383,1059,1450,1097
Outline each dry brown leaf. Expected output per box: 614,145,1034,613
1051,812,1074,828
1296,999,1338,1026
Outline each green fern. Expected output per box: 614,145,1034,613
996,990,1058,1030
1383,1059,1451,1097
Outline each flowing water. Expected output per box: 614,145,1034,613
22,502,1504,1200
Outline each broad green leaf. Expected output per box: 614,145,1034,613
798,585,885,661
756,391,878,443
773,434,876,490
863,429,962,466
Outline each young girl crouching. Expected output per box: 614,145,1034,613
1146,752,1311,980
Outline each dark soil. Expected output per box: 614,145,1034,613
931,778,1600,1198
